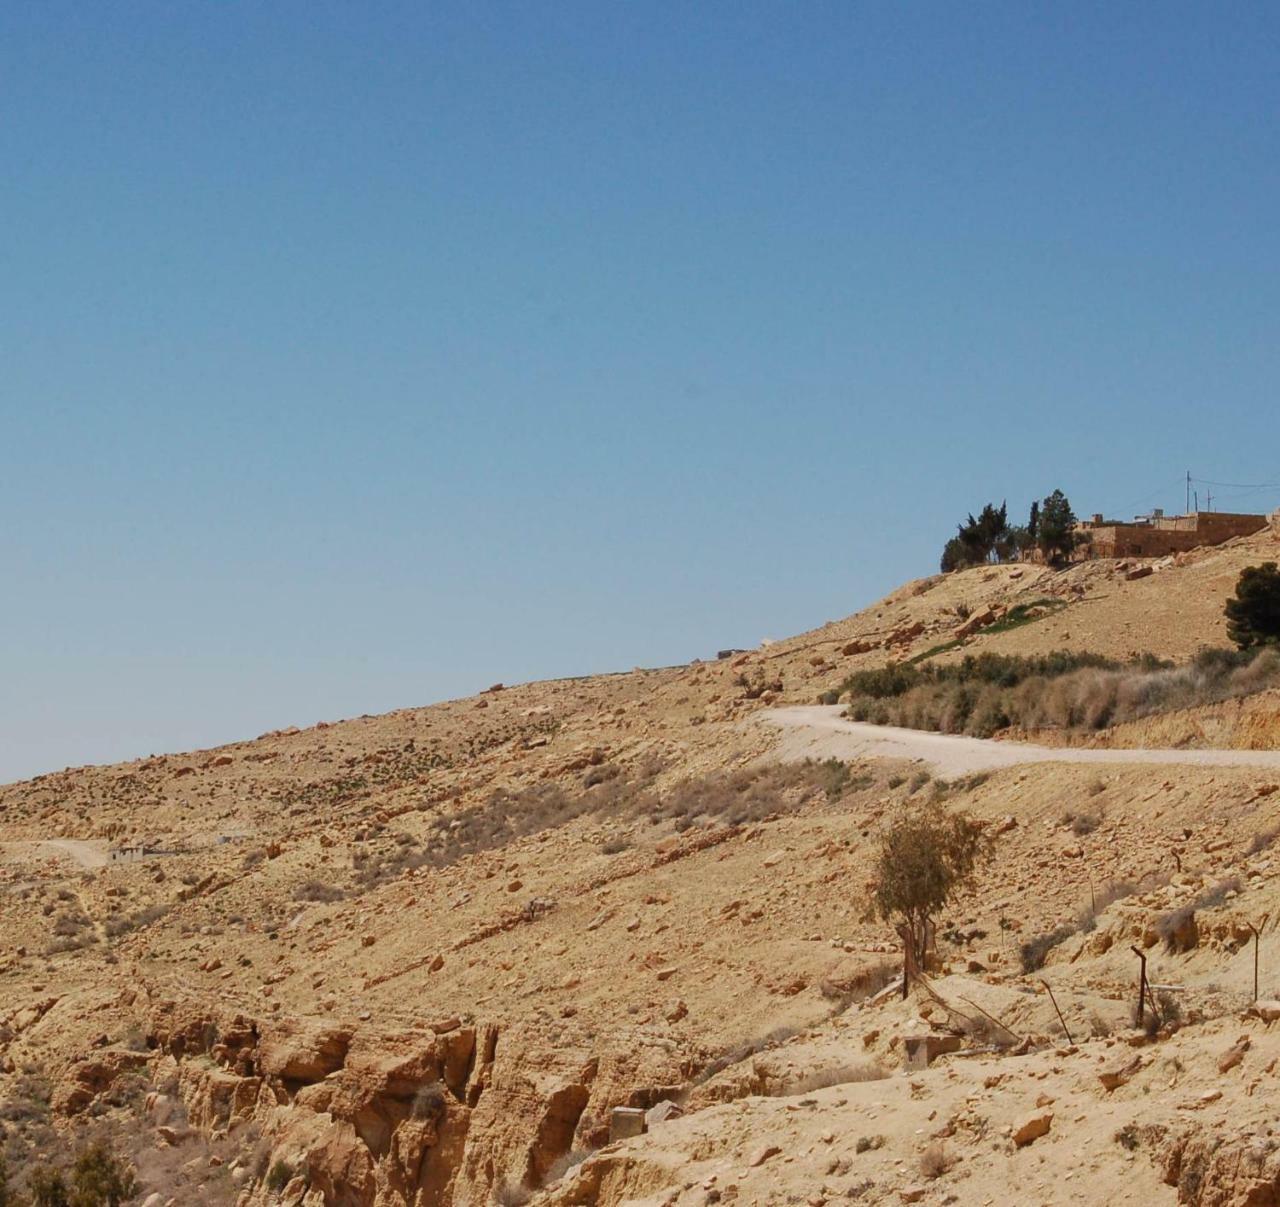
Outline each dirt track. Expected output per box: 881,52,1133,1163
761,706,1280,776
39,839,109,869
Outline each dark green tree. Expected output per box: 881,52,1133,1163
943,501,1010,571
19,1146,137,1207
1027,499,1040,542
998,524,1033,562
1225,563,1280,650
1036,489,1080,566
940,536,969,573
29,1167,69,1207
71,1145,135,1207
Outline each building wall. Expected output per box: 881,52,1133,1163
1082,512,1267,559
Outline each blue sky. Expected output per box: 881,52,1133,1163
3,2,1278,780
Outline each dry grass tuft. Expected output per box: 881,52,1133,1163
918,1141,953,1179
782,1063,888,1095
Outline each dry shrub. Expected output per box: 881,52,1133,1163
1074,878,1140,934
543,1149,591,1185
820,959,899,1006
293,879,345,903
52,912,90,937
1022,878,1142,969
370,760,861,890
639,762,829,828
918,1141,952,1179
1132,991,1181,1039
1156,906,1198,953
1156,877,1242,954
1195,876,1242,909
843,647,1280,737
582,764,620,789
417,783,590,873
104,901,172,936
411,1081,447,1121
783,1063,888,1094
1062,807,1103,836
493,1181,532,1206
1019,924,1078,973
959,1011,1016,1048
691,1026,804,1087
1248,826,1280,855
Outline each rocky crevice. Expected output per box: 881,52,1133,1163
128,998,687,1205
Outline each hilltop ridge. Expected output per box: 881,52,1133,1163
3,526,1280,1204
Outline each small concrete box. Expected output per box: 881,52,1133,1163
903,1033,963,1070
609,1106,647,1142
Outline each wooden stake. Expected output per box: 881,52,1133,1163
1040,979,1074,1045
1130,946,1148,1028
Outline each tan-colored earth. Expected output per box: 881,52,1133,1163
4,528,1280,1205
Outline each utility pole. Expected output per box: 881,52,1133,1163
1186,470,1191,515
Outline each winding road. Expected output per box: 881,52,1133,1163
761,706,1280,777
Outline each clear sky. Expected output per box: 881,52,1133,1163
3,3,1278,782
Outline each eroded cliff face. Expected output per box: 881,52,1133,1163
136,998,688,1205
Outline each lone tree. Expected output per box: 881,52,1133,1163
1226,563,1280,650
871,802,993,997
1036,489,1080,566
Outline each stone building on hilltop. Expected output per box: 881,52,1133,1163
1077,509,1269,559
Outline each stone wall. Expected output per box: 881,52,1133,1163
1082,512,1267,559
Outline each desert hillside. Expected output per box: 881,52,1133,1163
4,527,1280,1206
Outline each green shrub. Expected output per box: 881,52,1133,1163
266,1160,294,1193
69,1143,136,1206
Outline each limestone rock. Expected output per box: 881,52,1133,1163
1217,1036,1250,1074
1099,1057,1142,1092
1012,1111,1053,1147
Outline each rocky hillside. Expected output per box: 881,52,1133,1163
2,526,1279,1205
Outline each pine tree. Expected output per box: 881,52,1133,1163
1225,563,1280,650
1036,490,1079,566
